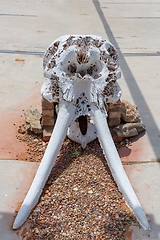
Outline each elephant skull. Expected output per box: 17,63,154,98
41,35,121,148
13,35,149,230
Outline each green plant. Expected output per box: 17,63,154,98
69,151,80,158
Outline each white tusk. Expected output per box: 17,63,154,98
13,101,75,229
91,104,149,230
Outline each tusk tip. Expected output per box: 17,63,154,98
134,206,149,231
141,218,149,231
13,219,23,230
13,214,27,229
12,204,30,229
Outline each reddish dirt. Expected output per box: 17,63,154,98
2,160,39,240
15,59,25,62
124,227,133,239
11,162,39,238
0,112,26,160
118,132,152,163
15,59,25,66
0,90,148,239
0,92,42,160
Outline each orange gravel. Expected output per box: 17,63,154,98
15,126,140,239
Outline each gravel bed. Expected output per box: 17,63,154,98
15,125,138,239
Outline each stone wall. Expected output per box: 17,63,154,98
107,100,123,142
41,98,123,142
41,98,55,141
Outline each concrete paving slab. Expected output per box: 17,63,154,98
1,0,160,161
124,162,160,239
95,0,160,161
0,53,43,160
0,160,39,240
0,0,160,239
0,0,106,160
118,132,158,163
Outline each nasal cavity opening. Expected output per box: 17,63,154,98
78,115,87,135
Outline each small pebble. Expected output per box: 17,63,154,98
16,125,136,239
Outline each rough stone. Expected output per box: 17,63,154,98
42,109,54,117
41,97,54,109
92,210,101,215
108,110,121,119
42,117,54,126
120,100,141,123
112,135,123,142
108,99,121,109
24,109,42,134
108,118,121,127
18,128,26,134
110,128,123,142
113,123,146,137
43,126,54,142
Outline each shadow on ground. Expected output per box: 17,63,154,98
92,0,160,160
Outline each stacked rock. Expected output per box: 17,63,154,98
41,97,55,141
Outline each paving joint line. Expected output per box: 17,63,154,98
122,160,160,165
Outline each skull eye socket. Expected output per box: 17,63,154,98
67,62,99,78
87,64,98,75
68,63,77,73
67,63,87,77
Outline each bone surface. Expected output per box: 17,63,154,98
13,101,75,229
91,104,149,230
41,35,122,147
13,35,148,230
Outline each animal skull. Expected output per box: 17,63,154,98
13,35,149,230
41,35,122,148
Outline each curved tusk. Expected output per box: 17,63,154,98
13,101,76,229
91,104,149,230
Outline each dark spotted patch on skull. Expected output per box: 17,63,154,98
108,64,117,71
107,46,116,57
92,39,104,48
65,73,72,77
100,50,110,63
47,59,56,69
63,43,67,50
87,64,97,75
103,81,115,98
43,41,59,69
94,73,102,79
49,75,60,99
76,48,90,64
68,63,77,74
75,93,90,116
106,73,117,83
66,36,75,46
